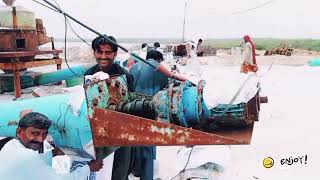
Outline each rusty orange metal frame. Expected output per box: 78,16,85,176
0,58,62,98
90,107,254,146
0,50,62,58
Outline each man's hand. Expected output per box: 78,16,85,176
88,159,103,172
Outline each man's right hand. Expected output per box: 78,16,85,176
88,159,103,172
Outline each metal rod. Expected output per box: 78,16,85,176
13,70,21,99
182,0,188,42
12,6,17,29
38,0,157,69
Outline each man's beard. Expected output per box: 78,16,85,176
18,138,43,153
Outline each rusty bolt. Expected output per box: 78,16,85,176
115,80,120,88
93,98,99,106
106,80,111,86
98,85,103,93
260,96,268,103
122,89,126,96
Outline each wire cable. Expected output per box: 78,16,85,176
170,146,194,180
64,15,82,78
231,0,276,15
31,0,59,13
31,0,84,77
52,0,90,46
208,0,276,16
33,0,90,46
52,0,84,77
65,18,91,47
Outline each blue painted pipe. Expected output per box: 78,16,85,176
34,64,93,85
0,75,129,157
0,93,92,152
153,80,246,127
153,81,208,127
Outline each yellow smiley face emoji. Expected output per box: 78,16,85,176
263,157,274,168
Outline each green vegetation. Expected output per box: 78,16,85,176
203,38,320,51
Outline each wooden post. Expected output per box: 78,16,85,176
12,7,17,29
56,60,62,85
13,70,21,99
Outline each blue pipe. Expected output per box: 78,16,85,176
0,93,92,151
153,80,247,127
34,64,93,85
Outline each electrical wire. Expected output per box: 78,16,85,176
32,0,84,78
170,146,194,180
31,0,59,13
51,0,61,9
34,0,90,46
47,0,84,77
31,0,85,78
208,0,276,16
52,0,89,47
64,15,82,78
230,0,276,15
65,18,91,47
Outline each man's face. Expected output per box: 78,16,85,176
17,126,48,151
94,44,117,69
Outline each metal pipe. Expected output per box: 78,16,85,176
182,0,188,42
34,64,92,85
0,93,93,152
12,6,17,29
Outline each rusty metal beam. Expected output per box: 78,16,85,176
0,58,62,70
0,50,62,58
91,108,251,147
0,58,63,98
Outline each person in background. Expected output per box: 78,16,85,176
196,39,204,57
0,112,103,180
153,42,164,53
127,43,149,70
129,50,187,180
142,42,148,49
130,50,187,95
240,35,258,73
154,42,160,49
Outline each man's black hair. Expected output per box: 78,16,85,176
146,50,163,63
154,42,160,48
18,112,52,130
198,39,203,43
92,35,118,52
142,43,148,49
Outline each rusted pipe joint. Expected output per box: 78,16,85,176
260,96,268,103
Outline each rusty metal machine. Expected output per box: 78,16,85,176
0,1,62,98
86,76,266,148
0,74,267,158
